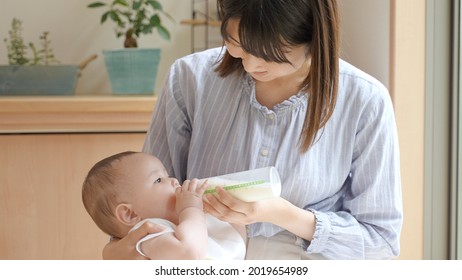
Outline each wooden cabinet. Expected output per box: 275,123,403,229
0,96,155,259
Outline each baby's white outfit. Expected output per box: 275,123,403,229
131,215,246,259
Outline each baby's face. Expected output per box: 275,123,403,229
119,153,179,222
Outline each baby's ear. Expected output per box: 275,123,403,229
115,203,141,226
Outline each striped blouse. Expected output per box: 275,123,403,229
142,47,403,259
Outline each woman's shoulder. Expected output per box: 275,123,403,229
335,59,395,122
338,59,391,105
339,59,387,91
173,47,224,72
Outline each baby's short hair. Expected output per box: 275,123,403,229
82,151,136,237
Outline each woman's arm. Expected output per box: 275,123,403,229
203,88,403,260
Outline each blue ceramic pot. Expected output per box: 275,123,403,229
0,65,79,96
103,48,161,95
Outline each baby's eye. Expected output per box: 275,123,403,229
154,178,161,184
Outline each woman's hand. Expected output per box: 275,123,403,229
202,186,274,225
102,222,165,260
203,186,316,241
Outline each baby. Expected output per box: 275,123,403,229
82,151,245,260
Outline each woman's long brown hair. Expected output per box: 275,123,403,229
216,0,339,153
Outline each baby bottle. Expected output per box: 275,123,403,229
200,167,281,202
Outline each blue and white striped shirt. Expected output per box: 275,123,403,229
143,47,403,259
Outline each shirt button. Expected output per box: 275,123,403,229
261,148,269,156
267,114,274,120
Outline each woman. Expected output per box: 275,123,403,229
104,0,403,259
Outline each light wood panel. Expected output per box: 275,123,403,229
0,96,156,133
390,0,426,259
0,133,145,259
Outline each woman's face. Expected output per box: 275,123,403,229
224,18,310,83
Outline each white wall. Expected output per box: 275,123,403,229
1,0,390,95
0,0,193,95
339,0,390,89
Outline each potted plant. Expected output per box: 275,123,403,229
88,0,173,95
0,18,95,96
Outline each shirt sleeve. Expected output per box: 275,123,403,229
305,89,403,259
142,61,192,182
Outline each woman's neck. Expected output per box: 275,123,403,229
254,61,310,110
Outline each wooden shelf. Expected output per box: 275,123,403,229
182,0,221,52
0,95,156,134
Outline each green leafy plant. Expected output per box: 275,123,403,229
87,0,173,48
4,18,59,65
4,18,29,65
29,32,60,65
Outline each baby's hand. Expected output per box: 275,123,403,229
175,179,208,214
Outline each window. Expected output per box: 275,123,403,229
453,0,462,260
